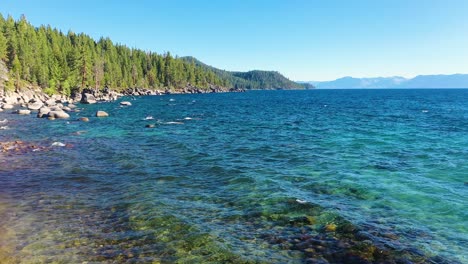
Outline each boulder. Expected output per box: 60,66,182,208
37,107,51,118
96,110,109,117
78,117,89,122
45,98,57,106
27,102,44,110
68,104,77,109
49,106,63,111
81,93,97,104
17,109,31,115
48,110,70,119
1,104,14,109
62,106,72,112
120,101,132,106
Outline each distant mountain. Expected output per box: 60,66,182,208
307,74,468,89
181,57,313,90
308,76,407,89
401,74,468,88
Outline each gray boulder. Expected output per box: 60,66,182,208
17,109,31,115
1,103,14,109
81,93,97,104
96,110,109,117
45,98,57,106
37,107,51,118
48,110,70,119
27,102,44,110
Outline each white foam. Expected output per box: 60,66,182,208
296,199,308,204
165,121,184,125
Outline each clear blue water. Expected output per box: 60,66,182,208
0,89,467,263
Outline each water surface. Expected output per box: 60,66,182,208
0,89,467,263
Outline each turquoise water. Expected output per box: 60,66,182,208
0,89,467,263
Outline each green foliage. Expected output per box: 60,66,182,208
181,56,314,90
0,15,311,94
0,16,228,94
43,87,57,96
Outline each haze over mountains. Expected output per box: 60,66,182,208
307,74,468,89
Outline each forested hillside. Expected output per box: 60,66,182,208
182,56,313,90
0,15,311,96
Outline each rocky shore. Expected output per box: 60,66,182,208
0,83,245,121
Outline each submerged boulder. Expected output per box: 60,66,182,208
96,110,109,117
48,110,70,119
17,109,31,115
120,101,132,106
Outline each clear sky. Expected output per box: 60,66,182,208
1,0,468,81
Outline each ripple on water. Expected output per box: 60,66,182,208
0,89,467,263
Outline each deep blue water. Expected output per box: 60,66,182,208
0,89,467,263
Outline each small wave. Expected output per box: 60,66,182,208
144,116,154,120
51,142,66,147
0,119,7,123
165,121,184,125
296,199,308,204
184,117,192,120
0,126,9,130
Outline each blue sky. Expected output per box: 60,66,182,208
2,0,468,81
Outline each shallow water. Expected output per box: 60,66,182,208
0,89,467,263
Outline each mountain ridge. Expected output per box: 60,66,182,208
306,74,468,89
181,56,313,90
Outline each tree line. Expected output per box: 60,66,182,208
0,14,227,96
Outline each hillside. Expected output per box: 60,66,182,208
181,56,313,90
0,15,310,96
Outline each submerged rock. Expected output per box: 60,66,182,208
145,124,156,128
120,101,132,106
17,109,31,115
96,111,109,117
78,117,90,122
48,110,70,119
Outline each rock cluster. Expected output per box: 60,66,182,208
76,88,121,104
0,89,75,119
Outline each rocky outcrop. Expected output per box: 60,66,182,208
81,93,97,104
78,88,122,103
